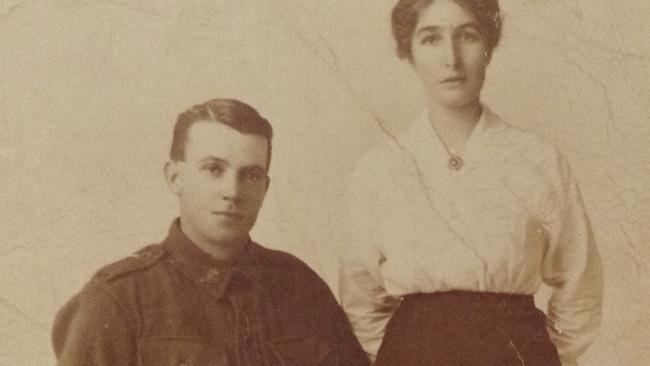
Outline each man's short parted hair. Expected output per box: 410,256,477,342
170,98,273,170
391,0,502,60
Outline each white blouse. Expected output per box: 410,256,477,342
339,106,603,366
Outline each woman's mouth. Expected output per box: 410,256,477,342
442,75,466,83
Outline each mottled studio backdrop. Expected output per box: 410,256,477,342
1,0,649,364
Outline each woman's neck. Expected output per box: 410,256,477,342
426,100,482,154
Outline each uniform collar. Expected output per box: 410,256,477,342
161,219,265,300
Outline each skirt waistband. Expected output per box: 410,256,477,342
401,290,535,314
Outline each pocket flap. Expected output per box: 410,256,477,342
269,336,331,366
137,337,228,366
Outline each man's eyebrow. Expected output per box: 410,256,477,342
241,165,267,173
198,156,229,165
199,157,267,172
236,164,268,177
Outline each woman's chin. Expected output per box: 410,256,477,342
432,95,479,110
426,87,480,109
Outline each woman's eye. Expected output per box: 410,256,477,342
421,34,441,45
461,31,480,42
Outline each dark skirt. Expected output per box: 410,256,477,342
374,291,561,366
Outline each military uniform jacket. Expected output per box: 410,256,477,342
52,220,369,366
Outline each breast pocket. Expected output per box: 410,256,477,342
137,337,228,366
269,336,333,366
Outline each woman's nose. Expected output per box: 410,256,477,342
441,38,461,68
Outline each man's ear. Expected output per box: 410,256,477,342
164,160,181,195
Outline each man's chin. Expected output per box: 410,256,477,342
206,228,248,245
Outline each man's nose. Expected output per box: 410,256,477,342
219,172,242,203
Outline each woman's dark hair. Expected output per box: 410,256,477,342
391,0,502,60
170,98,273,170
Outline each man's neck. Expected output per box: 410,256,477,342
180,225,248,262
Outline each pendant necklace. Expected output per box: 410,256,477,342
447,154,463,171
429,120,464,171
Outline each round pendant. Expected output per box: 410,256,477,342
448,156,463,171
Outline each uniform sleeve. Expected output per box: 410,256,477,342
339,154,400,362
52,283,136,366
310,272,371,366
540,151,603,366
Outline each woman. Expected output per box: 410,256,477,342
339,1,603,365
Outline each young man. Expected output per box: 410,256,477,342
52,98,369,366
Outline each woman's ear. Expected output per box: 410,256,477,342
483,50,492,66
164,160,181,195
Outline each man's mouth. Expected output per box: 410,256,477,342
212,210,244,219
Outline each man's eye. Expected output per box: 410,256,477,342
205,165,223,175
242,171,266,185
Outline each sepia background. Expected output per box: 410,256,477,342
1,0,649,364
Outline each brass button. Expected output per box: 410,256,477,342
200,268,220,283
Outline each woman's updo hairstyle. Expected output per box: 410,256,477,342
391,0,502,60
